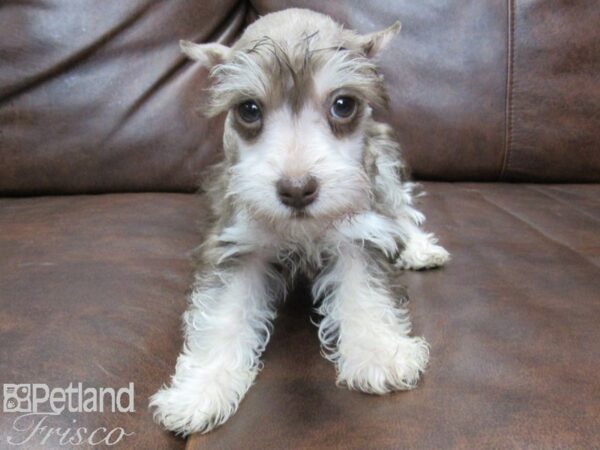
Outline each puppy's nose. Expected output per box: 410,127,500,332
276,176,319,209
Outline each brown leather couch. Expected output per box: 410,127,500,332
1,1,599,449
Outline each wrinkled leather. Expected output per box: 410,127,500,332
1,185,598,449
0,0,245,194
1,1,599,194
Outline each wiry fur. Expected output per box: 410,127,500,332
151,8,449,436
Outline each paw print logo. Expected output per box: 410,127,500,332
3,384,31,413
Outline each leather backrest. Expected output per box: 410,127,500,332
503,0,600,181
1,0,598,194
0,0,245,194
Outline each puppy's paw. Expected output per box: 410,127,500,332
337,336,430,394
396,237,450,270
150,370,253,436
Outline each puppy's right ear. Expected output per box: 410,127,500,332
358,21,402,58
180,40,231,68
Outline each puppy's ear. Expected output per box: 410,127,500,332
359,21,401,58
180,40,231,68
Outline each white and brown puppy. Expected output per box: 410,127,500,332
151,8,449,435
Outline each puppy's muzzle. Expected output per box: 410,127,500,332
276,176,319,209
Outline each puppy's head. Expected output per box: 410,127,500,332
182,8,400,224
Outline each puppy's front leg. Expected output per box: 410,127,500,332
370,145,449,270
150,257,281,435
314,245,429,394
395,211,450,270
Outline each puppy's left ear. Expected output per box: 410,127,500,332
180,40,231,68
359,21,402,58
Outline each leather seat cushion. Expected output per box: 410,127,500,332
0,193,203,449
0,184,598,449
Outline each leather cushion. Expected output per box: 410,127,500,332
0,193,203,449
2,1,599,194
503,0,600,181
1,185,598,449
0,0,245,194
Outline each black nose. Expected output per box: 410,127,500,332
276,176,319,209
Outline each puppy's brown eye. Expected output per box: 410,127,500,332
237,100,262,124
330,96,357,120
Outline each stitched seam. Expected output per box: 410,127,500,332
500,0,515,180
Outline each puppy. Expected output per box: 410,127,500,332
151,8,449,435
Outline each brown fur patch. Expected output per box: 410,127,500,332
206,33,388,121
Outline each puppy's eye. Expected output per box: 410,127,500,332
237,100,262,124
330,96,357,120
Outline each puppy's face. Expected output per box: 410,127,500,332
182,9,400,225
216,47,381,224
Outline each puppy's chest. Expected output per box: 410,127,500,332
273,237,333,278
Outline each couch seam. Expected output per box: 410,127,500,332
526,185,600,223
500,0,515,180
474,190,600,270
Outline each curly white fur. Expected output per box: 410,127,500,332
150,258,284,435
314,244,430,393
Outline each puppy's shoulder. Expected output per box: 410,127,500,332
363,119,409,183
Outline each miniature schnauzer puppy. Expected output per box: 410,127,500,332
151,8,449,435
